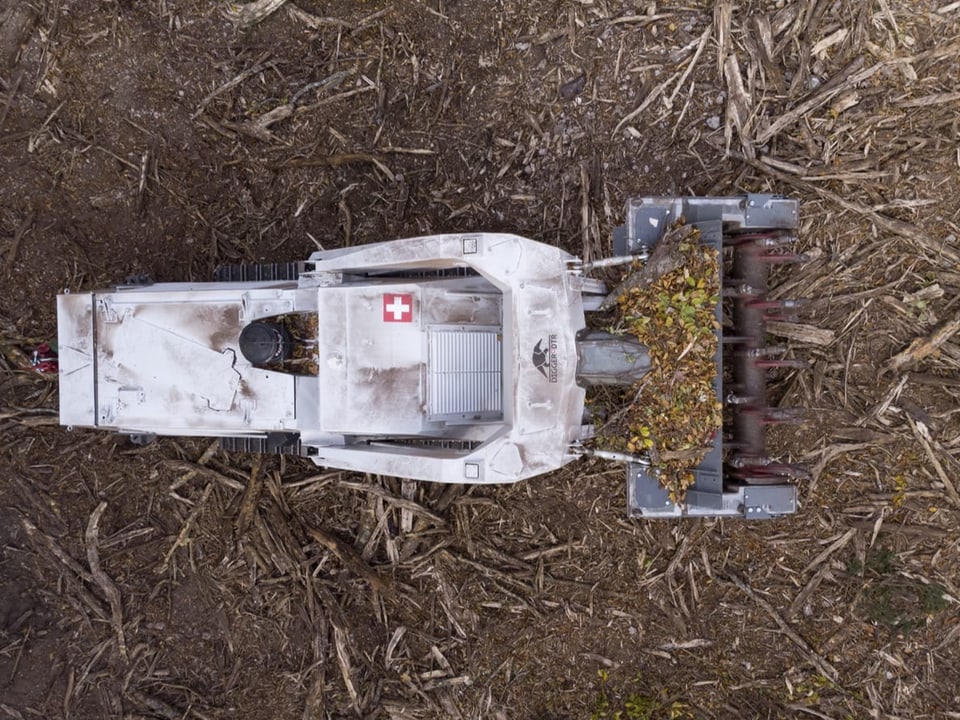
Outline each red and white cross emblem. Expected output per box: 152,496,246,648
382,293,413,323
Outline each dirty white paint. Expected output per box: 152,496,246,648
58,233,593,483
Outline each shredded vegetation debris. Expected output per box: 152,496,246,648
595,227,722,501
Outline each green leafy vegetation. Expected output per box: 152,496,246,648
847,547,949,633
591,670,692,720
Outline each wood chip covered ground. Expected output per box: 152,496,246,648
1,1,959,718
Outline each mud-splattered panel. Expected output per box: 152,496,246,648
317,285,425,435
91,294,295,433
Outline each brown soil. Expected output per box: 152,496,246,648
2,1,959,719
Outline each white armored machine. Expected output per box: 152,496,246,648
57,195,804,519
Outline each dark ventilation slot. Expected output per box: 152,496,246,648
373,438,482,452
219,433,302,455
215,262,303,282
362,267,479,280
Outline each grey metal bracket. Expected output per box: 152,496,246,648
627,462,797,519
614,194,800,256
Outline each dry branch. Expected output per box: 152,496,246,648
518,541,581,562
754,56,876,145
844,520,947,538
165,460,244,492
332,622,359,711
745,156,960,265
0,73,22,131
613,69,681,137
400,478,415,534
579,161,594,265
85,502,127,659
722,54,753,157
801,528,856,576
287,4,388,30
306,526,392,592
279,149,392,180
3,208,33,275
225,0,287,27
724,571,838,681
906,372,960,388
714,1,732,76
339,480,447,526
788,561,834,619
665,522,714,580
228,103,294,142
907,416,960,510
607,13,672,28
20,516,108,620
855,376,907,427
287,5,354,29
156,483,213,573
168,440,220,490
665,24,711,110
235,455,265,536
191,52,274,120
290,70,352,106
10,473,66,535
302,612,329,720
886,319,960,373
129,690,184,720
764,321,835,347
895,91,960,108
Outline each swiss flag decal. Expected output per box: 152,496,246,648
383,293,413,323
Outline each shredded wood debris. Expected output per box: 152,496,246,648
596,227,722,500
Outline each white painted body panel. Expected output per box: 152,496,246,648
317,283,426,435
57,233,595,483
59,288,303,436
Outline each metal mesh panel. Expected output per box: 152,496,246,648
427,330,502,421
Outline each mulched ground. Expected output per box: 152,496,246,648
2,1,959,718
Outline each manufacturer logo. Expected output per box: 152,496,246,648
532,334,558,383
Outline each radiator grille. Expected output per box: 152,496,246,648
427,329,502,421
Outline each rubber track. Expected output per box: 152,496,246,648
214,262,302,282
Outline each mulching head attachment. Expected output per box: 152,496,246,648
611,194,806,519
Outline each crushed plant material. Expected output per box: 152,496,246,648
595,227,722,501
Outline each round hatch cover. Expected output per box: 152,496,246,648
239,321,291,365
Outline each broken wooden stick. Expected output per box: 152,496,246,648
235,455,265,536
306,526,392,592
601,223,699,309
724,570,838,681
85,501,127,659
886,318,960,373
